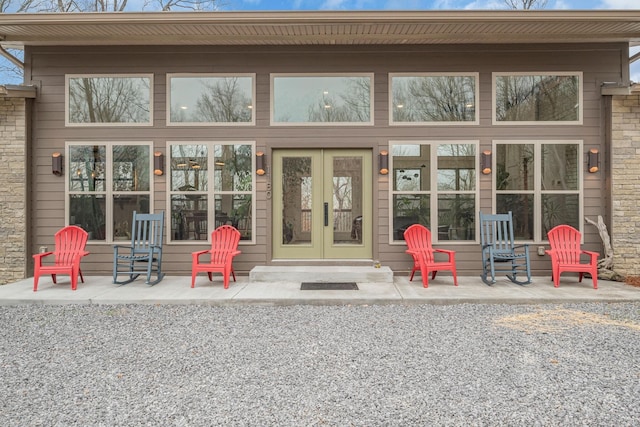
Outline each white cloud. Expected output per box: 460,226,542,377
599,0,640,8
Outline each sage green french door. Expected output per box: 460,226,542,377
272,149,372,259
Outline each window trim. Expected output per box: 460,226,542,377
65,74,154,127
270,73,375,126
492,71,583,125
388,72,480,126
165,140,257,245
492,139,584,242
388,140,480,245
65,141,155,244
166,73,256,127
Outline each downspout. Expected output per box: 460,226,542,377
0,45,24,70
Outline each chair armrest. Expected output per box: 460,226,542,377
581,250,599,261
434,248,455,261
191,249,210,263
33,251,53,260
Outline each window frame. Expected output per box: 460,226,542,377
388,140,480,245
65,74,154,127
166,73,256,127
270,73,375,126
166,140,257,245
388,72,480,126
492,139,584,242
492,71,583,125
65,141,155,244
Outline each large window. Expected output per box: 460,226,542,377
495,140,582,241
390,141,478,243
67,142,153,242
168,142,255,243
66,75,153,126
389,73,478,125
167,74,255,125
493,72,582,124
271,74,373,125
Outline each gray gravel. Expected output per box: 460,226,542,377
1,302,639,426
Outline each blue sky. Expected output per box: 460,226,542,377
220,0,640,11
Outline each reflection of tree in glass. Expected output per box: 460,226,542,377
69,77,150,123
307,78,370,122
194,78,252,123
393,76,475,122
496,75,578,121
113,146,150,192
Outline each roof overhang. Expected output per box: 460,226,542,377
0,10,639,48
0,84,36,98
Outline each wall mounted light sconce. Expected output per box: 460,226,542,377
153,151,164,176
481,150,492,175
52,152,63,176
588,148,599,173
256,151,266,176
379,150,389,175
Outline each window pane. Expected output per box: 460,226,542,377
273,75,371,123
171,145,208,192
392,194,430,241
69,195,106,241
392,75,476,122
437,144,476,191
496,194,534,240
392,145,430,192
438,195,475,241
214,194,252,241
113,195,150,241
113,145,150,192
541,144,579,190
68,76,151,124
495,74,579,122
69,145,106,192
171,195,208,241
543,194,579,235
496,144,534,191
169,76,253,123
214,144,252,192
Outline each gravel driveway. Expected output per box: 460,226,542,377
1,302,639,426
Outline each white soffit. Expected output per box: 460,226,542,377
0,10,639,47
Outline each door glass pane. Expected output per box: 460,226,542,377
282,157,312,245
333,156,362,245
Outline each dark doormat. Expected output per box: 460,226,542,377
300,282,359,290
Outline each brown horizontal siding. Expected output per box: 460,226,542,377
25,43,622,277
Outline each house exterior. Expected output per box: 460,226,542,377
1,10,640,281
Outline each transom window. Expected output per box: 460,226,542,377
167,74,255,125
493,72,582,124
66,74,153,126
66,142,153,242
168,142,255,243
494,140,582,241
271,74,373,125
390,141,478,243
389,73,479,125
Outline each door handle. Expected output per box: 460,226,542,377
324,202,328,227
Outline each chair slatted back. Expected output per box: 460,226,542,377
131,211,164,254
209,225,241,264
547,225,582,264
404,224,435,263
54,225,88,266
480,211,516,255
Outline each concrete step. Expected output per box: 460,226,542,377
249,265,394,283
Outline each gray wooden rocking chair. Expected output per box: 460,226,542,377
479,211,531,286
113,211,165,285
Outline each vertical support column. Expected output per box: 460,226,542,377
0,97,27,284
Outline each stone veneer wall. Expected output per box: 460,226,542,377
611,93,640,277
0,97,27,285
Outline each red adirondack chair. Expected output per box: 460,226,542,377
546,225,599,289
404,224,458,288
33,225,90,291
191,225,242,289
